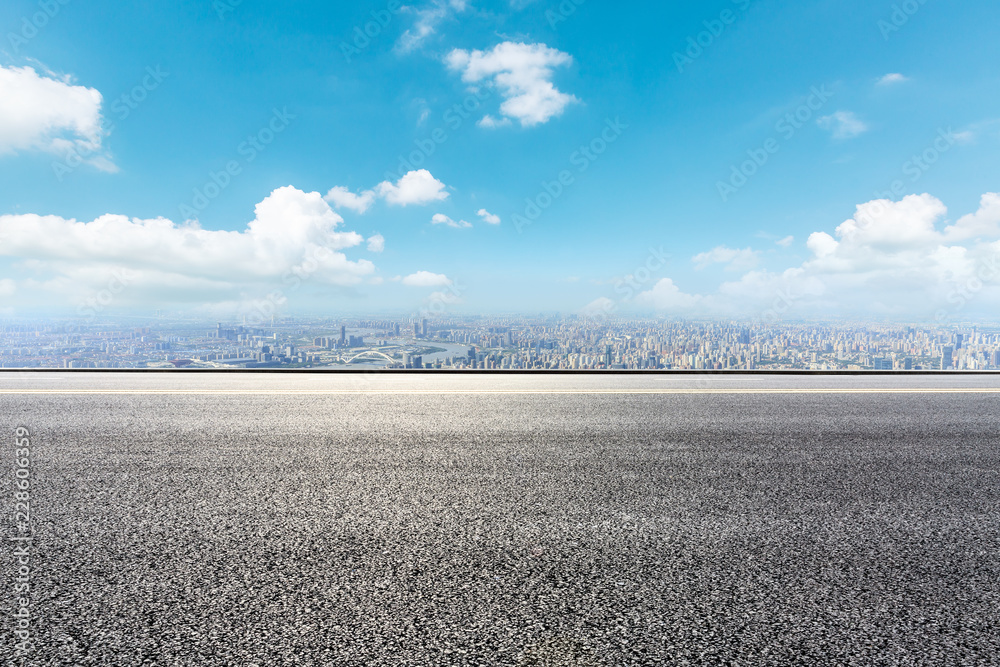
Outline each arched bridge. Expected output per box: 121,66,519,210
342,349,398,364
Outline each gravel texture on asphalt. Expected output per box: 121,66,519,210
2,376,999,665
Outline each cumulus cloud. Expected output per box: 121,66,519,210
943,193,1000,241
0,65,113,170
477,209,501,225
693,246,760,271
376,169,449,206
817,111,869,140
324,170,450,213
402,271,452,287
396,0,468,54
324,186,376,214
627,193,1000,320
367,234,385,252
0,186,375,307
431,214,472,229
878,73,909,86
634,279,701,311
446,42,579,127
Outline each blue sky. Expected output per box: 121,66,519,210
1,0,999,321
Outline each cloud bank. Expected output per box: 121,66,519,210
630,193,1000,321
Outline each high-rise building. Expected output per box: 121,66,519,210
339,326,346,345
421,319,428,337
941,346,954,370
955,333,964,350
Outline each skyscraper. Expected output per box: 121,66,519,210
339,325,346,346
941,346,954,370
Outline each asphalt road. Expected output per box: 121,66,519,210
2,374,999,665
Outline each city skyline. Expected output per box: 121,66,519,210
3,314,998,372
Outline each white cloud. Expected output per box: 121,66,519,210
396,0,468,54
376,169,449,206
478,114,512,129
0,279,14,297
324,186,376,214
627,193,1000,320
943,193,1000,241
402,271,452,287
634,279,701,311
692,246,760,271
446,42,579,127
806,232,838,258
0,186,376,307
878,73,909,86
948,119,1000,146
367,234,385,252
0,65,113,170
581,297,616,319
427,289,463,307
776,236,795,248
477,209,501,225
817,111,869,140
431,213,472,229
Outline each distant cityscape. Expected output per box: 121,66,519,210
1,315,999,371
